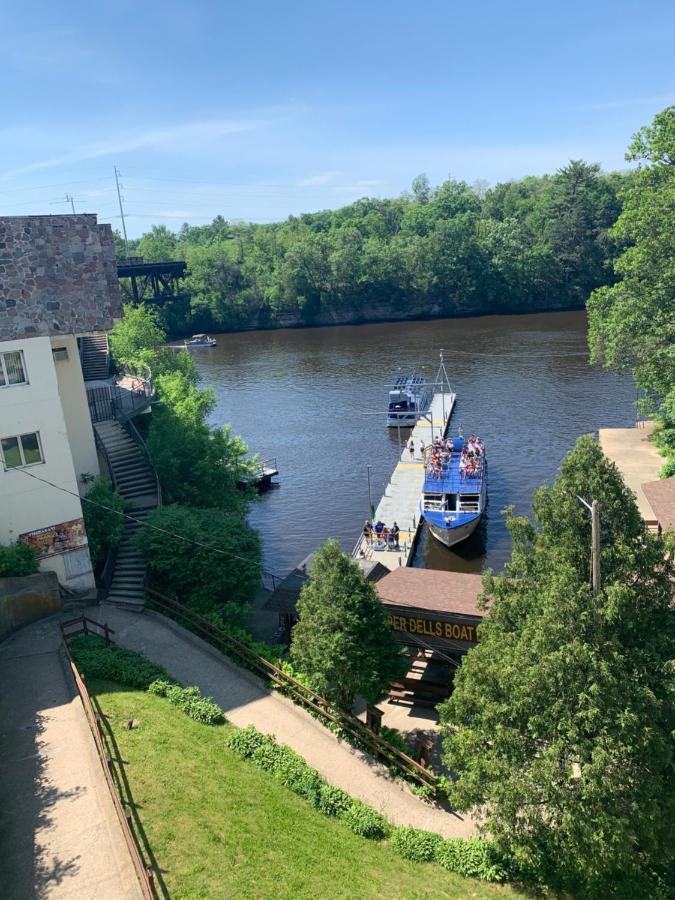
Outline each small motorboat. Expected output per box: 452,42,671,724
184,334,217,348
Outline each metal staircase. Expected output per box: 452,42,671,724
79,334,110,381
93,420,160,610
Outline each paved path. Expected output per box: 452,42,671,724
0,616,143,900
599,421,662,524
95,604,476,838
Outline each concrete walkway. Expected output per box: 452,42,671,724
599,421,663,524
95,604,476,838
0,617,143,900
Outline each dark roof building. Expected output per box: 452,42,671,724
642,477,675,533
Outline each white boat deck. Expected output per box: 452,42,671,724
353,392,456,571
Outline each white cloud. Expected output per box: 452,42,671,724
3,118,261,178
296,171,340,187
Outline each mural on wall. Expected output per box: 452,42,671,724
20,518,88,559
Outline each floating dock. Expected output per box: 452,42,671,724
353,391,456,571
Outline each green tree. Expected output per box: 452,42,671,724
82,476,125,567
0,541,38,577
439,435,674,896
147,368,254,511
108,303,167,373
290,541,406,709
588,106,675,425
136,504,261,613
136,224,179,262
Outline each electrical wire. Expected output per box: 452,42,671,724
13,465,280,579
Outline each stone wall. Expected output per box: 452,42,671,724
0,214,122,340
0,572,61,641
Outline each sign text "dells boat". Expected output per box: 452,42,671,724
387,614,479,644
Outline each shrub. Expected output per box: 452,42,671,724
341,801,389,840
315,784,352,818
391,826,443,862
379,725,412,756
225,724,269,758
70,635,170,690
82,477,125,567
0,541,38,578
149,680,224,725
435,838,506,882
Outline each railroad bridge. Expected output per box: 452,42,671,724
117,256,187,303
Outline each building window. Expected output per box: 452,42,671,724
0,351,28,387
1,432,44,468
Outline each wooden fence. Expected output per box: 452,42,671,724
145,588,438,792
60,617,157,899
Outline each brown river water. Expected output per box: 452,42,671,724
191,311,635,579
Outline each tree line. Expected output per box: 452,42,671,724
117,161,631,334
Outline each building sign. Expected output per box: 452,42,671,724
20,518,88,559
387,613,479,645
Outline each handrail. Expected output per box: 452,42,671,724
60,614,115,642
145,588,438,791
123,417,162,508
60,627,156,898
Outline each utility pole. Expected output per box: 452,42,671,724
591,500,601,595
65,193,76,213
114,165,129,258
577,495,601,594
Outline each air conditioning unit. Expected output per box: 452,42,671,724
52,347,69,361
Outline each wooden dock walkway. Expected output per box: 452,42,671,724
353,392,456,571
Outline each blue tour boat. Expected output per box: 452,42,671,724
419,434,487,547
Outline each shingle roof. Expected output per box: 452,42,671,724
642,477,675,531
375,567,486,617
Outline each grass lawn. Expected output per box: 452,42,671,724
92,679,520,899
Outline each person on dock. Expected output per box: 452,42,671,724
408,438,415,460
391,521,400,549
362,520,373,546
419,440,426,461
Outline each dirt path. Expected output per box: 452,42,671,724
0,616,143,899
95,605,476,838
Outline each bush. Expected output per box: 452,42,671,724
434,838,506,882
0,541,39,578
70,635,169,690
225,724,269,758
149,680,224,725
136,505,261,613
315,784,352,818
379,725,412,756
391,826,443,862
341,801,389,840
82,476,125,567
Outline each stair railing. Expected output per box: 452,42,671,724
122,417,162,508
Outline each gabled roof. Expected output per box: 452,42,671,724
642,477,675,531
375,567,486,618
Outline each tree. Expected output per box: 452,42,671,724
136,504,261,613
147,368,255,512
290,541,406,709
439,435,674,896
82,476,125,567
411,173,432,204
135,224,179,262
0,541,38,577
108,303,167,373
588,106,675,425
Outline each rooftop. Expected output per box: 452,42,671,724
642,477,675,532
375,567,486,618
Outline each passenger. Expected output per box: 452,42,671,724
391,521,400,549
374,520,385,536
362,520,373,545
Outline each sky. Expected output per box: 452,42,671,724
1,0,674,237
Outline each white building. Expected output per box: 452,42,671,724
0,215,122,591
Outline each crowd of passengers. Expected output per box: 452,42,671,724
362,519,401,550
424,434,485,479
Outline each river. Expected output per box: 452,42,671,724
191,311,635,579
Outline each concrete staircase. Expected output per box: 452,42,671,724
94,420,160,611
80,334,110,381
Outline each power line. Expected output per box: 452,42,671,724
13,465,277,578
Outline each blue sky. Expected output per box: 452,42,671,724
1,0,674,236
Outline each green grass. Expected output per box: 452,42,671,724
92,679,520,899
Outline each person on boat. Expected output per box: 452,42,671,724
362,520,373,545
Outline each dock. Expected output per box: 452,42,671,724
353,391,456,571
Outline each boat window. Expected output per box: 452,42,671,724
459,493,480,512
423,493,445,511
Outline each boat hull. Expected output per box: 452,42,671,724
428,515,482,548
387,414,419,427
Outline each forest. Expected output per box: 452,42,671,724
117,161,632,335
